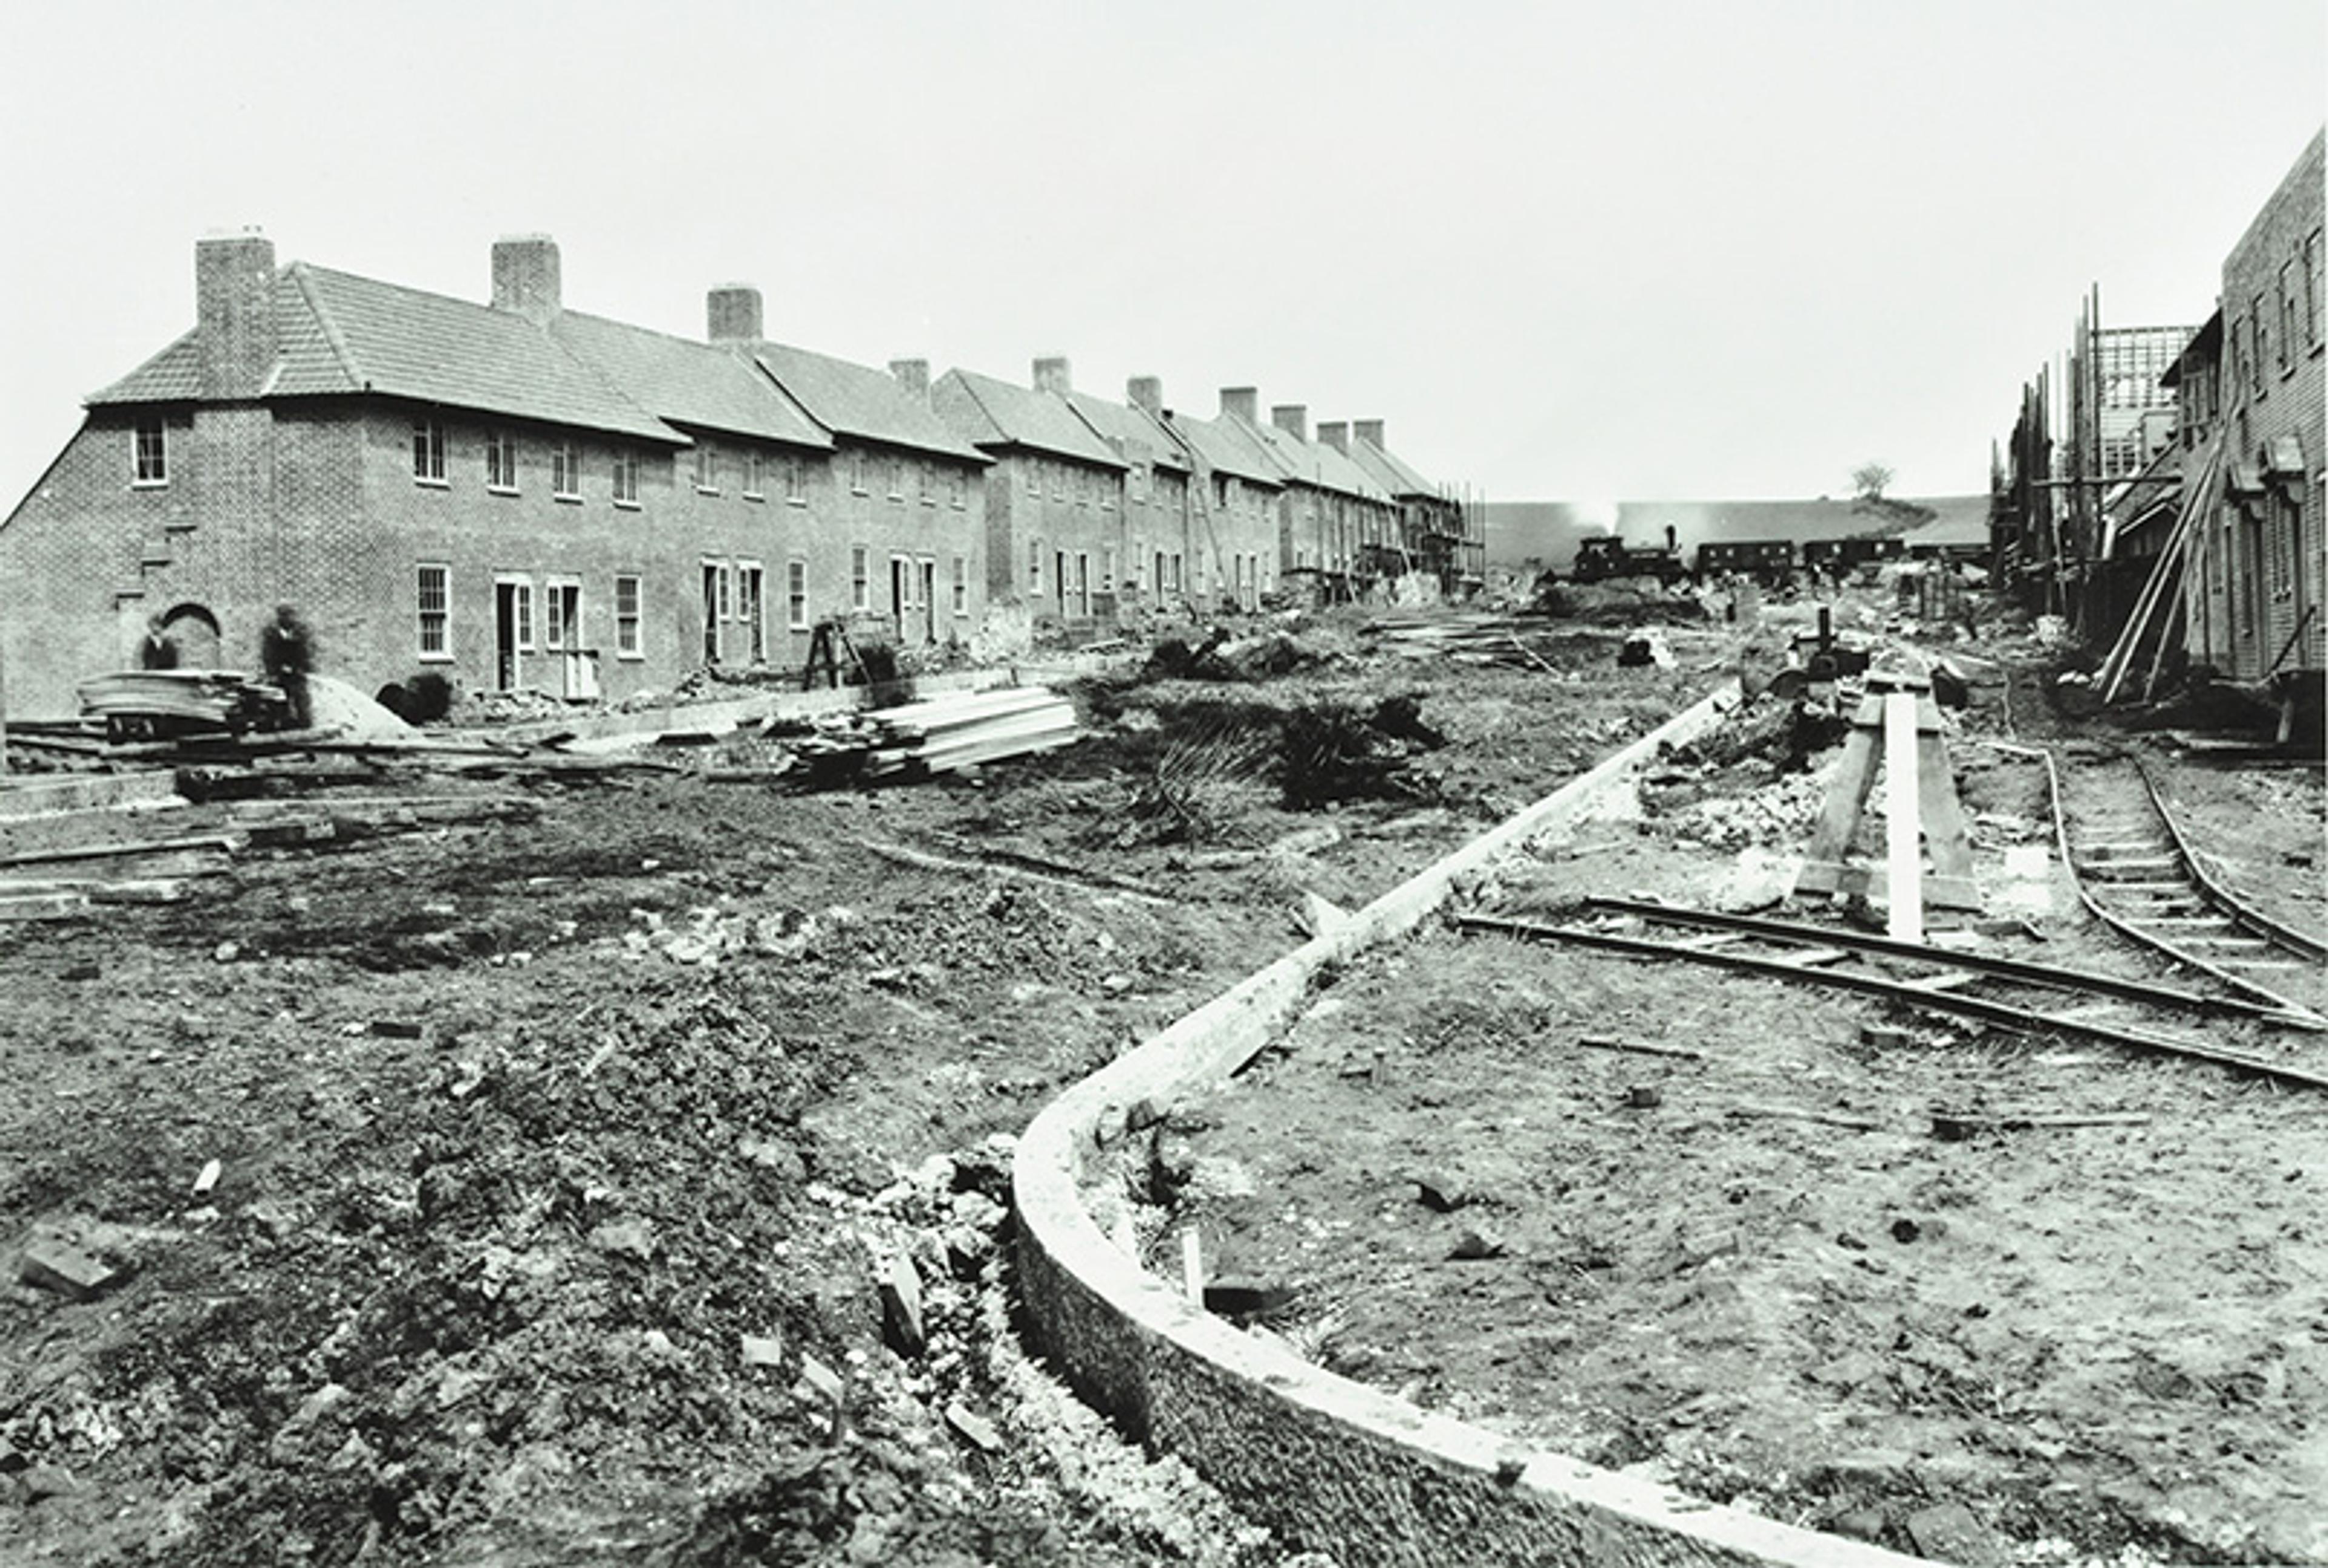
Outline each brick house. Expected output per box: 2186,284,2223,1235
0,235,990,719
1230,396,1398,602
1156,390,1285,613
931,359,1129,630
1057,375,1197,616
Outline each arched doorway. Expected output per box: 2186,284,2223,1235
158,603,222,670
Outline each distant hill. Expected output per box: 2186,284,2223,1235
1484,496,1988,572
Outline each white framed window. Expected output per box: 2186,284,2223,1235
949,468,966,509
614,573,642,658
412,421,446,484
544,578,581,651
612,449,638,506
486,430,518,492
784,453,809,504
743,450,765,499
552,440,581,500
850,450,868,495
788,558,809,629
920,462,937,506
132,420,167,486
1024,460,1039,496
952,555,968,617
504,575,537,651
694,443,719,493
716,562,735,622
889,458,907,501
416,564,451,658
1102,546,1117,593
1027,539,1042,595
850,545,870,611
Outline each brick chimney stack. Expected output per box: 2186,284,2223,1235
491,235,563,324
1317,421,1350,454
706,284,764,344
888,358,930,398
1354,419,1386,450
1127,376,1163,415
196,230,277,401
1271,404,1308,442
1031,356,1072,396
1219,387,1259,424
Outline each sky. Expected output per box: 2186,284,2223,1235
1,0,2320,512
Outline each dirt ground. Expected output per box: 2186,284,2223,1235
2,586,2321,1566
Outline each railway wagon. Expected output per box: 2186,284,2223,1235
1693,539,1797,585
1801,536,1908,578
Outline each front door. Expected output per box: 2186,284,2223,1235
701,564,722,665
494,578,532,692
918,559,937,642
890,556,911,642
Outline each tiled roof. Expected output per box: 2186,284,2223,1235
1160,410,1282,487
1060,389,1190,473
931,370,1125,469
88,264,683,444
87,333,202,404
1348,435,1439,499
549,310,831,449
752,342,988,462
1240,418,1393,503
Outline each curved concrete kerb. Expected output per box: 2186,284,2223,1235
1014,681,1932,1567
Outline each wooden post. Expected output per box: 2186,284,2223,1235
1885,689,1923,944
1181,1228,1204,1307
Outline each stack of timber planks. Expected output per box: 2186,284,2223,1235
792,687,1080,783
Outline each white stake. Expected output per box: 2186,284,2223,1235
1182,1228,1205,1306
1885,689,1923,944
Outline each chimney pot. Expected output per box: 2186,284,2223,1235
1219,386,1259,424
196,230,278,401
1271,404,1309,442
888,358,930,399
1031,356,1072,396
492,235,563,324
707,283,763,344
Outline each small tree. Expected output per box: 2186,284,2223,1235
1851,462,1895,502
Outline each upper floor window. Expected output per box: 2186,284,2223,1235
889,458,908,500
784,454,809,503
2307,228,2324,347
412,421,446,484
850,450,868,495
2277,260,2297,372
486,430,518,491
612,449,638,505
694,443,719,493
552,440,581,499
2251,295,2269,393
744,450,766,499
132,420,167,486
949,468,966,509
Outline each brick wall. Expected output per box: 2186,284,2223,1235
2219,132,2325,684
1,398,990,719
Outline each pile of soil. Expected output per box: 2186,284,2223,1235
4,594,2318,1566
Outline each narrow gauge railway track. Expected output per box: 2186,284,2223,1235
2039,744,2326,1018
1457,897,2328,1093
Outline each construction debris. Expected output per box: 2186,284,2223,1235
787,687,1079,785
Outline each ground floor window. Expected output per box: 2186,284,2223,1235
851,545,871,612
417,564,450,658
788,558,810,630
615,575,642,658
952,555,968,617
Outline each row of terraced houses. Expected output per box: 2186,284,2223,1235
0,233,1483,719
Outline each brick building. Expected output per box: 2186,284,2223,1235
0,235,990,719
931,360,1129,630
1342,419,1483,598
1236,401,1397,603
1156,391,1285,613
2196,130,2324,701
1057,375,1196,615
